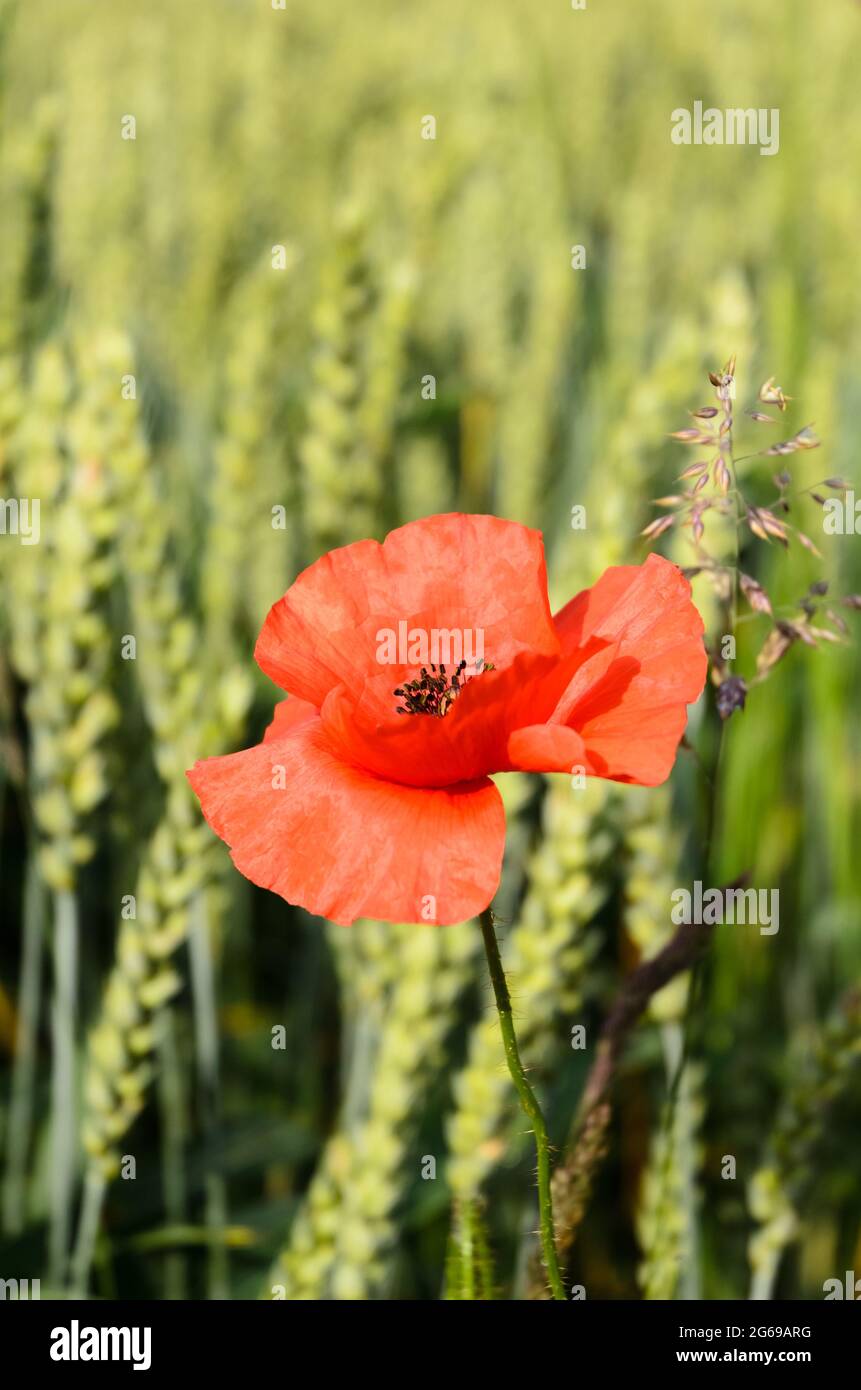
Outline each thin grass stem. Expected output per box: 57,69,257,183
49,887,78,1289
189,891,229,1299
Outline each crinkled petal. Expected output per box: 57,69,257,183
254,513,559,711
188,720,505,926
263,696,319,742
507,724,587,774
541,553,706,784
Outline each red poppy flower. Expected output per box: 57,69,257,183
188,514,706,926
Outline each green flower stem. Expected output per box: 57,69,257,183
478,908,565,1302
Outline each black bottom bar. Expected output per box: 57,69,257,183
2,1297,856,1376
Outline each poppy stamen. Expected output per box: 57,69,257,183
394,658,495,717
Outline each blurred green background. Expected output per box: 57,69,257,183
0,0,859,1300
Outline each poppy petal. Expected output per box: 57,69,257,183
187,720,505,926
507,724,587,774
547,553,707,784
254,513,559,709
553,552,701,660
262,697,319,743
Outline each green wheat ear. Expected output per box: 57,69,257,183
69,333,251,1288
622,786,703,1300
3,339,123,1285
203,255,297,656
748,993,861,1301
636,1062,705,1300
5,344,119,888
298,204,411,556
269,920,479,1301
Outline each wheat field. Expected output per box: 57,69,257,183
0,0,859,1303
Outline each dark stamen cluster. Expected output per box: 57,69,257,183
394,660,494,717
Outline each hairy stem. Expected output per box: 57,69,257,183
478,908,565,1301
